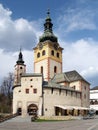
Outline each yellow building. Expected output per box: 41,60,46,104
13,11,90,117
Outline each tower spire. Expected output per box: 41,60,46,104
16,49,24,64
39,10,58,43
47,9,50,17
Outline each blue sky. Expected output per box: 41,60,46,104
0,0,98,88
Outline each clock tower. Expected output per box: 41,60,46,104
33,10,63,81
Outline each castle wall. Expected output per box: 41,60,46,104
43,87,81,116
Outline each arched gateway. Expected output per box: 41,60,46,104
27,104,38,116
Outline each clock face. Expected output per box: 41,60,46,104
39,43,43,50
54,44,58,50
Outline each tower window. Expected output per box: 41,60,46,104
57,52,59,58
37,52,40,58
41,66,43,73
42,50,46,56
20,67,23,69
51,50,54,56
54,66,57,73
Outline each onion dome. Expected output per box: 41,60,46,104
39,10,58,43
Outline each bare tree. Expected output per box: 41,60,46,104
0,72,14,113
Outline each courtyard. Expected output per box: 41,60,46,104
0,116,98,130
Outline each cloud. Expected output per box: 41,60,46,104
0,4,43,52
0,49,33,84
0,49,15,83
0,3,43,85
62,38,98,87
57,7,96,34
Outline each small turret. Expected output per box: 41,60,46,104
16,49,24,65
14,49,26,86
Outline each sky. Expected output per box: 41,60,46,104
0,0,98,88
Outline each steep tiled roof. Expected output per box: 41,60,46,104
52,73,70,83
64,70,83,82
21,73,42,77
91,86,98,90
52,70,90,84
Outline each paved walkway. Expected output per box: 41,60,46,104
6,116,31,122
0,116,98,130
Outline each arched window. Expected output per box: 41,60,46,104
51,50,54,56
42,50,46,56
54,66,57,73
41,66,43,73
37,52,40,58
57,52,59,58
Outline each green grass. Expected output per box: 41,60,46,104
32,119,67,122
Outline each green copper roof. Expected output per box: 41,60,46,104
39,10,58,43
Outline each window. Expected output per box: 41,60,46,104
66,90,67,96
45,108,47,111
30,79,33,81
84,94,86,99
71,91,73,96
20,73,22,76
51,88,54,94
26,89,29,94
51,50,54,56
76,92,77,98
72,85,76,89
57,52,59,58
33,88,37,94
37,52,40,58
54,66,57,73
42,50,46,56
30,85,33,88
59,89,61,95
84,86,86,90
20,67,23,69
80,93,81,99
41,66,43,73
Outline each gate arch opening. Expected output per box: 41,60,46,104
27,104,38,115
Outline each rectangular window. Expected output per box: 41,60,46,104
71,91,73,96
33,88,37,94
51,88,54,94
59,89,61,95
66,90,67,96
26,89,29,94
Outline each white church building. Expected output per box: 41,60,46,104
90,86,98,114
12,11,90,117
